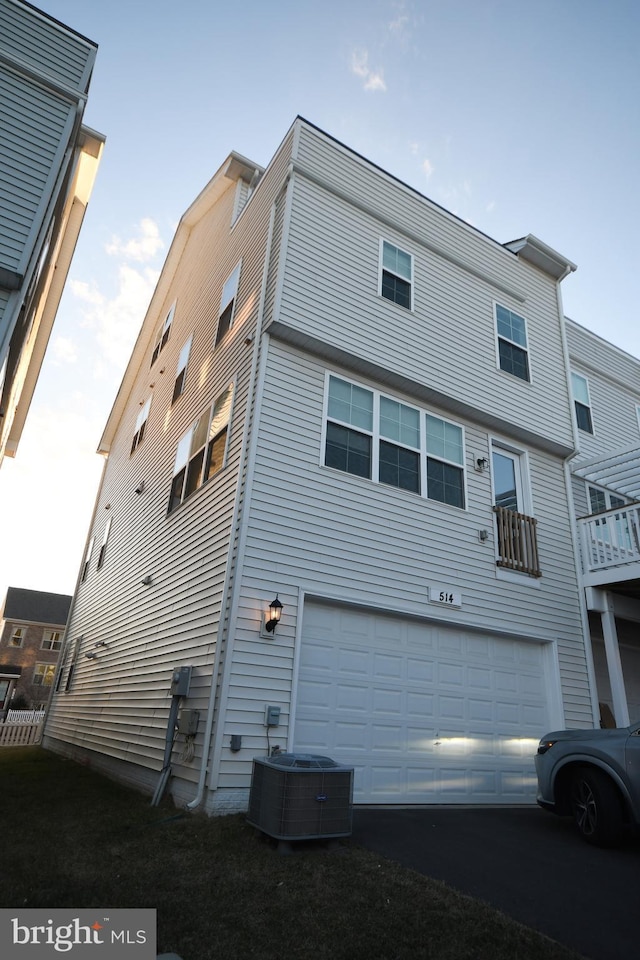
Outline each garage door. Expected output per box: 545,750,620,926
293,603,551,804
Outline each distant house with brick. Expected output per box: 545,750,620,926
0,587,72,713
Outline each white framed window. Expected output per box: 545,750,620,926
96,517,112,570
41,630,62,651
168,384,233,513
215,263,241,346
64,638,81,691
131,397,151,455
324,374,465,508
151,303,175,366
495,304,530,382
571,372,593,434
380,240,413,310
81,537,94,583
9,627,24,647
172,336,193,403
588,486,626,515
33,663,56,686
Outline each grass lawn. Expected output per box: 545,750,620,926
0,747,583,960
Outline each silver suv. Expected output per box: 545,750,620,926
535,721,640,845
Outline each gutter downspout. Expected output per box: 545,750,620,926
185,176,288,811
557,265,601,727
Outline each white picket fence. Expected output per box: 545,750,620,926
0,711,45,747
6,710,45,724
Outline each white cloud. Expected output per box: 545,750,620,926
51,336,78,364
106,218,164,263
422,158,434,178
350,49,387,92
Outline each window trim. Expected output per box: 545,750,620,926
168,383,234,514
215,261,242,346
571,371,594,435
494,302,531,383
41,630,62,652
151,302,175,366
172,335,193,404
131,397,151,455
96,517,112,570
322,372,466,509
379,238,414,311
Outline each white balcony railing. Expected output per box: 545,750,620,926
578,503,640,574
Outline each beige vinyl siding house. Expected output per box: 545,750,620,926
0,0,104,464
47,117,627,813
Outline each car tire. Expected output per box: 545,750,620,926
570,767,624,846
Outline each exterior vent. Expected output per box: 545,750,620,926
247,754,353,843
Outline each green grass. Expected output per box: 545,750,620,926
0,747,583,960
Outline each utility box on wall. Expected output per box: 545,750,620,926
247,753,354,842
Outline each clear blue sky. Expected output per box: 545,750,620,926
1,0,639,599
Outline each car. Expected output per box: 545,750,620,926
535,721,640,846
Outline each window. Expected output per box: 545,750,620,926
131,397,151,454
168,385,233,512
215,263,241,346
151,303,175,366
588,486,626,514
96,518,112,570
324,375,465,507
496,304,530,382
9,627,24,647
33,663,56,686
81,537,94,583
41,630,62,651
172,336,192,403
571,372,593,434
380,240,413,309
64,639,80,691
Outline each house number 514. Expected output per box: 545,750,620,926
429,587,462,608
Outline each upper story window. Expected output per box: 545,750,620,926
324,375,465,508
131,398,151,455
96,518,112,570
215,263,241,346
81,537,94,583
571,372,594,434
380,240,413,309
588,486,626,515
495,304,530,382
172,336,193,403
151,303,175,366
41,630,62,651
168,384,233,513
9,627,24,647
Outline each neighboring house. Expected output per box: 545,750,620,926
0,586,72,712
566,319,640,728
44,117,637,814
0,0,104,465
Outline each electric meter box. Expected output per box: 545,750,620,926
171,665,192,697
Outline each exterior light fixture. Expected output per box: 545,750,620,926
475,457,489,472
141,575,153,586
85,651,98,660
265,595,283,634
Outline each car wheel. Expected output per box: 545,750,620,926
570,767,623,846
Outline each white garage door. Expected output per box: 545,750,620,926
293,603,551,804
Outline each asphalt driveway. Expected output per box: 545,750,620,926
352,806,639,960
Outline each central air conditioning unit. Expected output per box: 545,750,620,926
247,754,354,844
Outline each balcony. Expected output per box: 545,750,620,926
493,506,542,578
578,503,640,589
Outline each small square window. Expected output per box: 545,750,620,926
9,627,24,647
33,663,56,686
41,630,62,651
380,240,413,309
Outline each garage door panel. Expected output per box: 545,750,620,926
294,604,551,804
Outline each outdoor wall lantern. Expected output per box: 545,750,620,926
475,457,489,472
264,595,283,634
